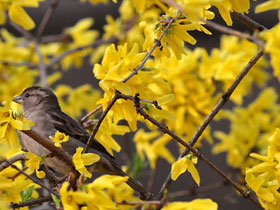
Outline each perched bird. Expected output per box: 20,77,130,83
13,86,150,199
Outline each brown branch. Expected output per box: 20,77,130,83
158,48,264,201
34,42,48,87
37,0,59,38
204,20,265,47
21,129,74,171
0,60,36,69
118,92,263,209
84,93,119,153
37,0,60,40
122,17,176,83
116,200,162,206
0,154,26,172
8,19,33,40
46,37,117,70
83,16,175,152
10,195,52,209
79,105,102,125
231,12,267,31
4,160,60,198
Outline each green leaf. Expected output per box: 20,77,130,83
20,185,34,202
51,194,61,207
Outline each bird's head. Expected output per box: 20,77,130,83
12,86,60,113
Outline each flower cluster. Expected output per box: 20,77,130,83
245,128,280,209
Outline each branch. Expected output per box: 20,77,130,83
34,42,48,87
10,195,52,209
0,60,36,69
231,12,267,31
21,129,74,172
79,105,102,125
4,160,60,198
0,154,26,172
158,48,264,200
116,200,162,206
83,16,175,152
8,19,33,40
36,0,59,40
204,20,265,47
84,93,119,153
46,37,117,70
118,92,263,209
122,17,176,83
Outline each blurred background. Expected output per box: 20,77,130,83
3,0,279,209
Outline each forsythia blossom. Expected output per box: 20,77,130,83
171,154,200,186
73,147,100,178
49,131,69,148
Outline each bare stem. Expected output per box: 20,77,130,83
35,42,48,87
21,129,74,172
231,12,267,31
79,105,102,125
204,20,265,47
37,0,60,40
4,160,60,198
0,60,36,69
8,19,33,40
157,48,264,204
0,154,26,172
84,93,119,153
122,17,176,83
46,37,117,70
10,195,52,209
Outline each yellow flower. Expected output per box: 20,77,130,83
60,182,93,210
213,88,279,172
134,129,175,168
49,131,69,148
73,147,100,178
0,102,33,151
0,0,44,30
171,154,200,186
25,152,45,178
162,199,218,210
262,23,280,81
255,0,280,19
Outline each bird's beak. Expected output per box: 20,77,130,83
12,95,23,104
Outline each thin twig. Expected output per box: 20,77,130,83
167,181,225,199
117,90,263,209
116,200,162,206
37,0,59,40
231,12,267,31
83,16,175,152
0,60,36,69
147,162,157,193
122,17,176,83
84,94,119,153
204,20,265,47
0,154,26,172
79,105,102,125
21,129,74,171
8,19,33,40
10,195,52,209
46,37,117,70
157,48,265,201
4,160,60,198
35,42,48,87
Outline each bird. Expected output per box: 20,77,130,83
12,86,150,200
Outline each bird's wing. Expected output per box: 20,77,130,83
48,109,114,159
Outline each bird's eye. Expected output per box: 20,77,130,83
25,93,30,97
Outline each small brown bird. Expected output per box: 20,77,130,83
13,86,150,199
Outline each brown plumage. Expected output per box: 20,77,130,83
13,86,150,200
